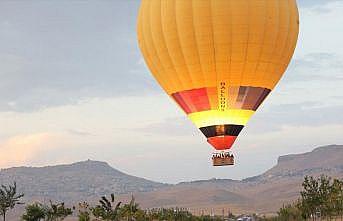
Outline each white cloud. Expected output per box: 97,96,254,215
0,133,61,168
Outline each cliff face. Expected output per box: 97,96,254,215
263,144,343,179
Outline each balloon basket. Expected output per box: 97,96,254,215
212,151,234,166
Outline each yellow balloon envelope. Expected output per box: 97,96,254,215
137,0,299,151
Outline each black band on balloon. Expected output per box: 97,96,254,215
199,124,244,138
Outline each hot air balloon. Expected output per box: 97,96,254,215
137,0,299,166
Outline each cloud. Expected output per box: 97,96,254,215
66,129,95,137
1,1,342,113
283,53,343,83
298,0,341,12
125,98,343,156
134,117,197,137
246,102,343,134
0,133,61,168
0,1,160,112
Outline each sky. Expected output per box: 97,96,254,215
0,0,342,184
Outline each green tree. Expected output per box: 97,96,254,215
21,203,45,221
300,175,326,219
133,209,149,221
330,179,343,219
277,203,303,221
299,175,343,220
147,208,194,221
44,201,72,221
120,195,139,221
0,182,24,221
77,202,90,221
91,193,121,221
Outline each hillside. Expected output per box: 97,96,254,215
117,145,343,214
0,160,167,203
1,144,342,218
237,144,343,213
251,144,343,181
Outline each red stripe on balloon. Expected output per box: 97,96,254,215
172,88,211,114
171,93,192,114
207,136,237,150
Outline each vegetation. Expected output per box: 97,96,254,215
1,175,342,221
0,182,24,221
21,203,45,221
270,203,303,221
21,201,72,221
261,175,343,221
120,196,139,221
300,175,343,220
91,193,122,221
44,201,73,221
77,202,91,221
147,208,193,221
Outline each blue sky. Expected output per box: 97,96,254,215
0,0,342,183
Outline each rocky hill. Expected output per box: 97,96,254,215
251,144,343,181
1,145,342,218
0,160,167,203
116,145,343,214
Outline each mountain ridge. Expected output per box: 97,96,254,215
115,144,343,214
0,159,168,203
1,144,342,217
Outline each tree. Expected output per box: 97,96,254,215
77,202,90,221
330,179,343,219
133,209,148,221
146,208,194,221
300,175,327,220
21,203,45,221
44,201,72,221
120,195,139,221
91,193,121,221
277,203,303,221
21,201,72,221
0,182,24,221
299,175,343,220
